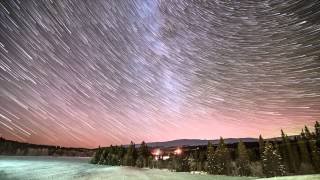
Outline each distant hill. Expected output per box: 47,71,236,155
2,136,296,152
130,138,259,148
135,135,301,148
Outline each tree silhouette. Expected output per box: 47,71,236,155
236,140,251,176
259,135,264,160
280,130,297,173
125,141,137,166
262,142,286,177
211,137,231,175
206,141,215,174
137,141,149,167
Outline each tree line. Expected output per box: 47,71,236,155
91,121,320,178
0,137,94,157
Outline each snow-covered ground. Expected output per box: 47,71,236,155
0,156,318,180
258,175,320,180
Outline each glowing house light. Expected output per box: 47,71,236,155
174,148,182,155
152,148,162,156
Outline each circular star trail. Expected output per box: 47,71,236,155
0,0,320,147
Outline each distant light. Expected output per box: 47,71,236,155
163,155,170,160
152,148,162,156
174,148,182,155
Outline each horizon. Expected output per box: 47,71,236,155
0,121,316,148
0,128,311,149
1,0,320,148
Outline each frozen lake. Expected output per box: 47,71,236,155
0,156,318,180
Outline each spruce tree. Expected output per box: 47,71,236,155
136,155,144,168
309,140,320,172
291,142,301,172
236,140,251,176
190,149,200,171
297,135,314,173
301,129,306,139
315,121,320,147
206,141,215,174
297,135,311,165
262,142,286,177
181,155,190,172
173,154,190,172
212,137,231,175
99,148,109,164
259,135,264,160
199,150,206,171
90,146,102,164
110,145,118,165
125,141,137,166
304,126,312,140
315,121,320,138
118,145,125,165
137,141,149,167
106,145,114,165
280,130,297,173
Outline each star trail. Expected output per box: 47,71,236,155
0,0,320,148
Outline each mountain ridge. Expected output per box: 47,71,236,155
130,137,259,148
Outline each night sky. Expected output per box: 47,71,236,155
0,0,320,148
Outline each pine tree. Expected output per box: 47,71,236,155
90,146,102,164
296,135,314,173
262,142,286,177
206,141,215,174
106,145,113,165
301,129,306,139
315,121,320,147
199,150,206,171
280,130,297,173
173,154,190,172
309,140,320,172
118,145,126,165
297,135,311,165
181,155,190,172
236,140,251,176
136,155,144,168
99,148,109,164
190,149,200,171
212,137,231,175
304,126,312,140
109,145,118,165
290,141,301,172
315,121,320,138
137,141,149,167
125,141,137,166
259,135,264,160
